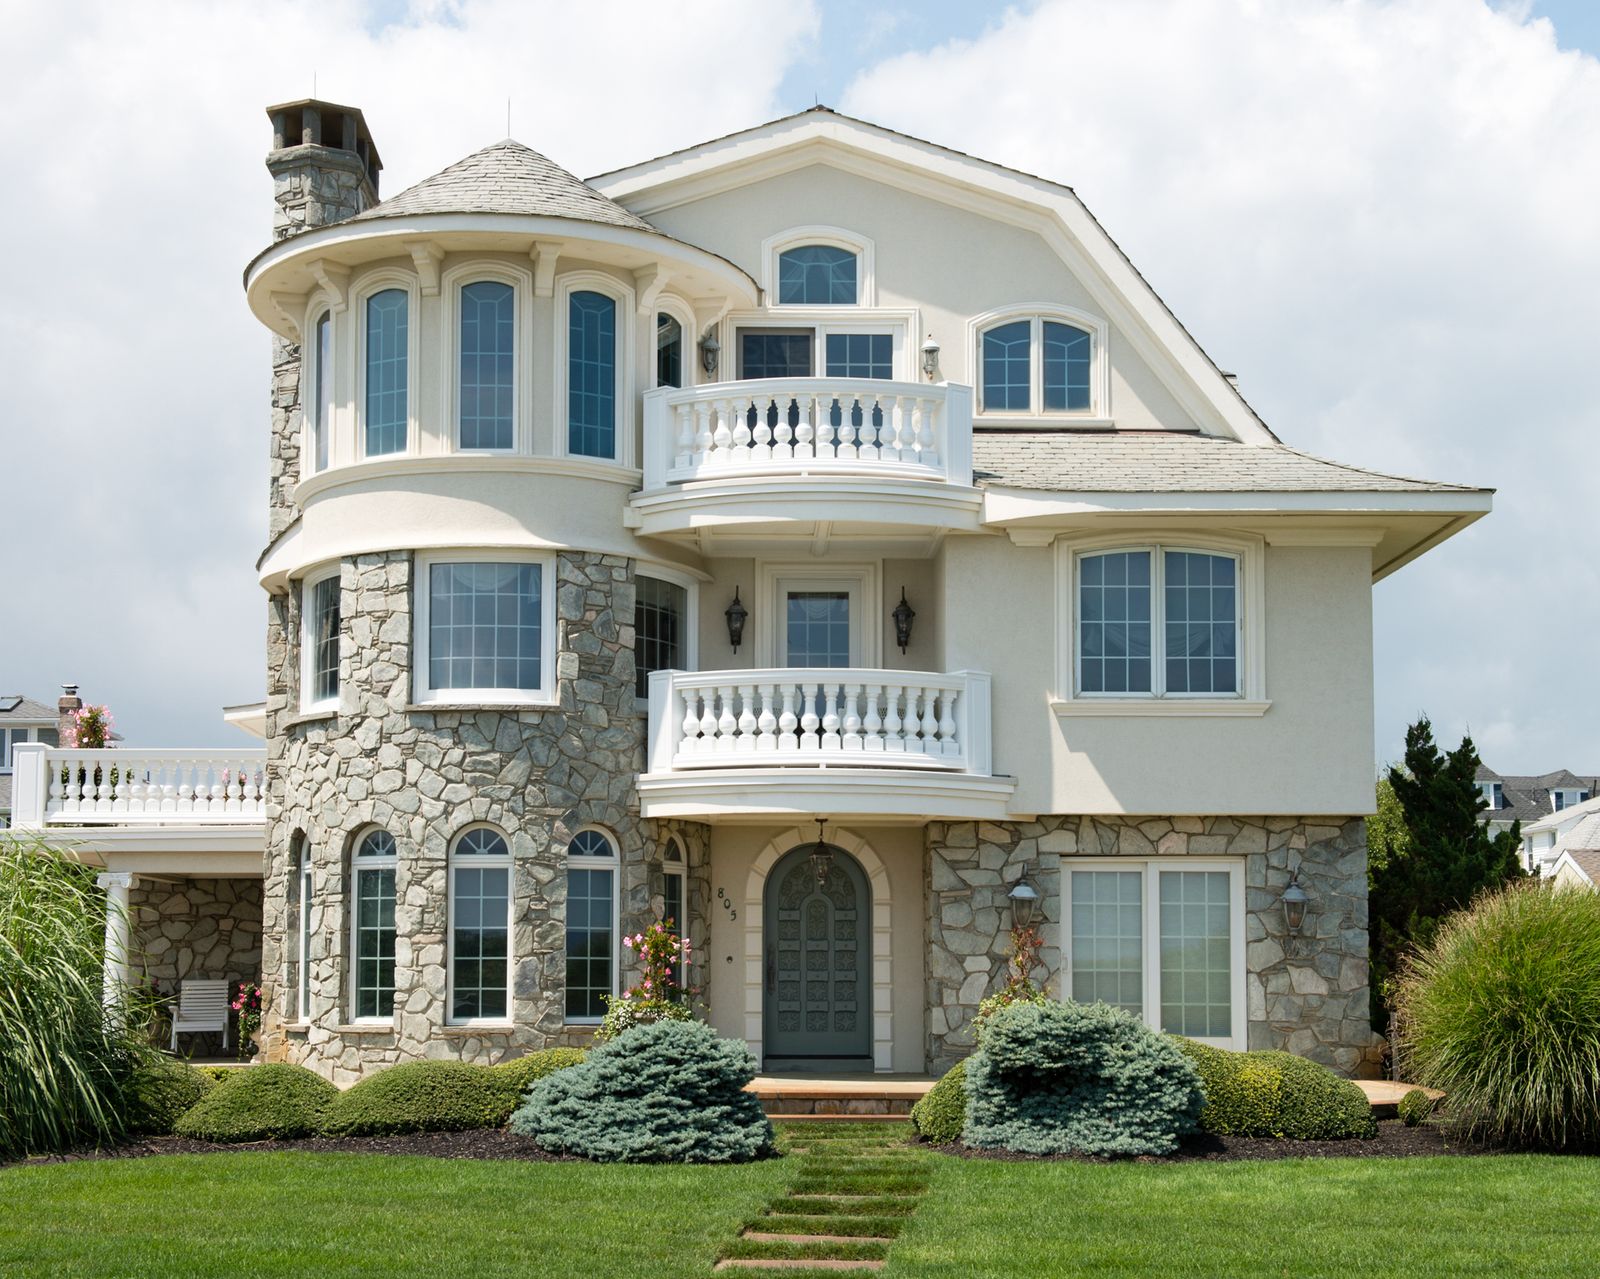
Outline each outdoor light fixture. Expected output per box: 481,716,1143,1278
1008,878,1040,929
809,818,834,889
891,588,916,654
724,589,747,653
699,328,721,376
921,333,941,380
1281,867,1310,935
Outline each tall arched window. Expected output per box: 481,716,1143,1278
312,310,333,471
459,280,515,450
568,291,617,459
351,828,397,1020
662,837,687,988
565,829,618,1021
778,245,858,304
285,831,311,1023
449,826,512,1023
655,312,683,389
364,288,408,456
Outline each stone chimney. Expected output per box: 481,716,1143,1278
58,684,81,746
265,99,382,242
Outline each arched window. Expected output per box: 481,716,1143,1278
565,829,618,1021
568,290,617,459
662,837,687,988
301,568,340,712
978,312,1099,416
449,826,512,1023
459,280,515,450
351,828,397,1021
285,831,311,1023
312,310,333,471
364,288,408,456
655,312,683,389
778,245,858,305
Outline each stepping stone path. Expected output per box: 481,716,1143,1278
714,1120,931,1274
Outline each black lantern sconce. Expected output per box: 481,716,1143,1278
809,818,835,889
1281,866,1310,935
724,589,748,653
1008,877,1040,929
699,328,721,377
891,588,916,654
921,333,941,381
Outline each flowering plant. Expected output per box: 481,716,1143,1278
231,981,263,1059
65,705,114,749
594,918,695,1043
973,923,1051,1040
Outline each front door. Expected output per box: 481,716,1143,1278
763,844,871,1061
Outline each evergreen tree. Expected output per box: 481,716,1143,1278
1369,716,1524,1028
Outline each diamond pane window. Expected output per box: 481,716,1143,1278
778,245,857,304
365,289,408,455
568,290,616,459
427,562,542,693
459,281,514,450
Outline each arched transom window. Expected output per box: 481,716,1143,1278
450,826,512,1023
778,245,858,305
981,316,1094,414
352,828,397,1021
565,829,618,1022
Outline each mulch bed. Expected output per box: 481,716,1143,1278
929,1120,1515,1163
6,1128,574,1169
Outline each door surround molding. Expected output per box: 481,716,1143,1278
744,825,893,1072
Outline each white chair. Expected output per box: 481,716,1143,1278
170,979,230,1053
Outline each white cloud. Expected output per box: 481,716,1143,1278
0,0,817,745
841,0,1600,770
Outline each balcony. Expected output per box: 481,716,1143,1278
639,669,1016,821
630,379,982,551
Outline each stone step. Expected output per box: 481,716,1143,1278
741,1233,895,1246
714,1261,885,1273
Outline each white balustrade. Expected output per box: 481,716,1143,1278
13,748,269,826
647,669,993,775
643,379,974,489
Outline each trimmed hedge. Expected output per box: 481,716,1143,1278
487,1047,587,1120
174,1063,337,1142
323,1061,505,1137
966,1001,1204,1157
1398,1088,1438,1127
123,1059,217,1136
510,1020,775,1163
910,1059,967,1144
1174,1040,1375,1140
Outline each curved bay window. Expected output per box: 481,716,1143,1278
459,280,515,450
351,829,397,1021
449,826,512,1023
568,290,618,459
565,829,617,1022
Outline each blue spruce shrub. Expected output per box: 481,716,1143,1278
965,1000,1205,1156
509,1020,775,1163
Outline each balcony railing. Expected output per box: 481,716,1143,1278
646,669,992,775
642,379,973,490
8,745,268,827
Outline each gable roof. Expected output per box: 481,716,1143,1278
0,695,54,722
1481,767,1600,831
1552,848,1600,887
349,139,655,233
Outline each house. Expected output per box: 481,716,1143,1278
1475,765,1599,865
0,693,62,828
1549,845,1600,891
9,101,1493,1082
1518,794,1600,875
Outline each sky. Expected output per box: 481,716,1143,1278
0,0,1595,775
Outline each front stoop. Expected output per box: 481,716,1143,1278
747,1075,934,1120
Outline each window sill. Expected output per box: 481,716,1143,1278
563,1019,604,1028
334,1022,398,1035
1051,698,1271,718
439,1023,515,1035
286,708,338,729
407,696,557,712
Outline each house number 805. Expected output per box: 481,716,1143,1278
716,887,738,921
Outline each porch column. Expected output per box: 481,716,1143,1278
95,872,136,1008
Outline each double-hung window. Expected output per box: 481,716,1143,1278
302,570,341,711
568,290,618,459
459,280,515,450
364,288,408,456
1065,860,1245,1048
565,829,618,1022
416,553,554,705
352,829,397,1021
449,826,512,1023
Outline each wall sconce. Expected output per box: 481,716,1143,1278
724,588,748,653
891,588,916,654
921,333,941,380
1008,878,1040,929
1281,867,1310,935
809,818,834,889
699,329,721,377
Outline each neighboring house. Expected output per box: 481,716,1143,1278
1550,844,1600,891
1475,765,1600,867
10,101,1493,1083
1519,794,1600,876
0,693,61,828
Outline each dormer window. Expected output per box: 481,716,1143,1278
1479,781,1503,810
778,245,858,305
1553,788,1589,812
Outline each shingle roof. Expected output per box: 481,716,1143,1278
1479,767,1600,830
348,139,654,232
1560,814,1600,852
970,431,1485,495
0,695,54,721
1560,849,1600,886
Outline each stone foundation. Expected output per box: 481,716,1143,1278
131,876,262,1056
925,816,1383,1077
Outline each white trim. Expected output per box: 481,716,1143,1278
634,564,700,708
442,260,534,456
969,303,1110,422
760,225,877,307
1054,531,1266,710
637,766,1016,822
301,298,337,476
446,823,514,1027
757,560,881,668
564,825,621,1025
292,452,643,504
652,294,698,390
298,564,342,714
1060,857,1247,1050
413,549,558,707
743,826,894,1072
349,826,398,1026
352,270,420,461
553,270,636,467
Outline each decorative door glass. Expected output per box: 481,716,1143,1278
786,592,851,669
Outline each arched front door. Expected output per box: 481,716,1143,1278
763,844,871,1062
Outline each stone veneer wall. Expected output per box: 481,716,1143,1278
925,816,1382,1077
131,877,263,1056
261,549,666,1083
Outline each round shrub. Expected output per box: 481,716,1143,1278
123,1058,217,1136
1173,1039,1375,1140
965,1000,1204,1157
486,1048,586,1123
174,1063,337,1142
910,1059,967,1144
509,1020,775,1163
1397,880,1600,1149
323,1061,505,1136
1398,1088,1438,1128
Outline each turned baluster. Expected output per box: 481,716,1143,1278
226,762,243,814
674,402,695,472
841,683,863,750
919,686,941,756
752,403,773,462
883,686,905,752
698,690,719,752
736,684,757,749
939,689,961,757
799,682,820,749
862,683,884,752
820,683,842,751
730,398,753,459
836,393,859,461
711,399,734,463
755,683,778,751
772,402,795,461
111,759,129,813
795,395,815,460
716,686,738,752
62,755,83,812
682,688,704,756
917,397,937,464
694,400,714,467
778,685,799,752
93,758,114,814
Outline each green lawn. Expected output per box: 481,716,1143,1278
2,1142,1597,1278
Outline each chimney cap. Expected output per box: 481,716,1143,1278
61,683,79,698
265,98,383,177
